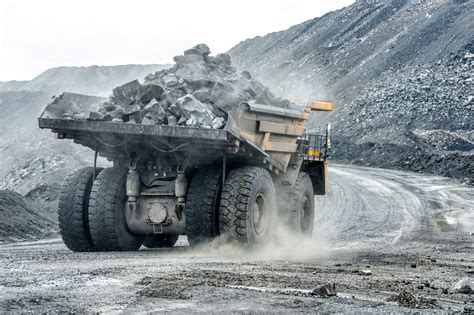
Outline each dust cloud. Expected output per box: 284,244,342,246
188,224,331,262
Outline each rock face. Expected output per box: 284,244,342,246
50,44,288,129
331,49,474,184
229,0,474,183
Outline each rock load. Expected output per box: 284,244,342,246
54,44,289,129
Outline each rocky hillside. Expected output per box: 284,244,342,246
0,64,170,96
229,0,473,183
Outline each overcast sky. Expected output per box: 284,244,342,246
0,0,353,81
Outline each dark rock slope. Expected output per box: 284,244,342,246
229,0,473,183
0,190,56,243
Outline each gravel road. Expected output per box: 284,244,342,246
0,165,472,313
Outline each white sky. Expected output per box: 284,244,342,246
0,0,353,81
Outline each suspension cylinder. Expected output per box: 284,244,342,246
175,171,188,203
126,168,140,201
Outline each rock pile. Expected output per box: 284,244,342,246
0,190,56,243
56,44,288,129
386,290,435,309
331,46,474,184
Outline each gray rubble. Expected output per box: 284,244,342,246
50,44,288,129
331,47,474,184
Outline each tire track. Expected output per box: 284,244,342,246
314,164,473,252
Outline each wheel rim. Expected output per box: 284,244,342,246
300,193,311,231
253,192,268,235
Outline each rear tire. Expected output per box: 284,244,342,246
88,167,144,251
185,167,222,246
288,172,315,236
142,234,179,248
219,167,276,248
58,167,103,252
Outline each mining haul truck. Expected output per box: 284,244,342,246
38,98,332,251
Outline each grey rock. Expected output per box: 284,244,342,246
112,80,141,105
61,112,74,120
139,84,164,104
102,101,115,111
42,92,107,119
464,95,473,106
142,98,167,124
211,117,226,129
241,71,252,80
311,283,337,296
87,111,105,121
72,112,86,120
454,278,473,294
174,55,210,84
177,116,187,126
215,53,232,66
162,74,179,88
161,89,185,107
123,104,142,116
104,106,124,121
184,43,211,56
186,116,198,126
141,114,155,125
176,94,215,126
168,103,183,117
192,88,211,103
167,115,177,126
359,270,372,276
209,81,245,112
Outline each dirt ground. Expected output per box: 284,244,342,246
0,165,472,313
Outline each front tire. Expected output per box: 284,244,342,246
288,172,315,236
88,167,144,251
219,167,276,248
58,167,103,252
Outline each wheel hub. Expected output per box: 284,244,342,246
253,192,269,236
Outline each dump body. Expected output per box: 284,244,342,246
38,98,329,180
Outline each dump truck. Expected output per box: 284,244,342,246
38,97,332,251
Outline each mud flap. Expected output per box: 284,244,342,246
301,160,327,195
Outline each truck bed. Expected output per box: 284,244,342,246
38,117,232,142
38,117,239,162
38,97,327,172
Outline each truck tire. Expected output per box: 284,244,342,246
142,234,179,248
88,167,144,251
288,172,315,236
219,167,276,248
58,167,103,252
185,167,222,246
